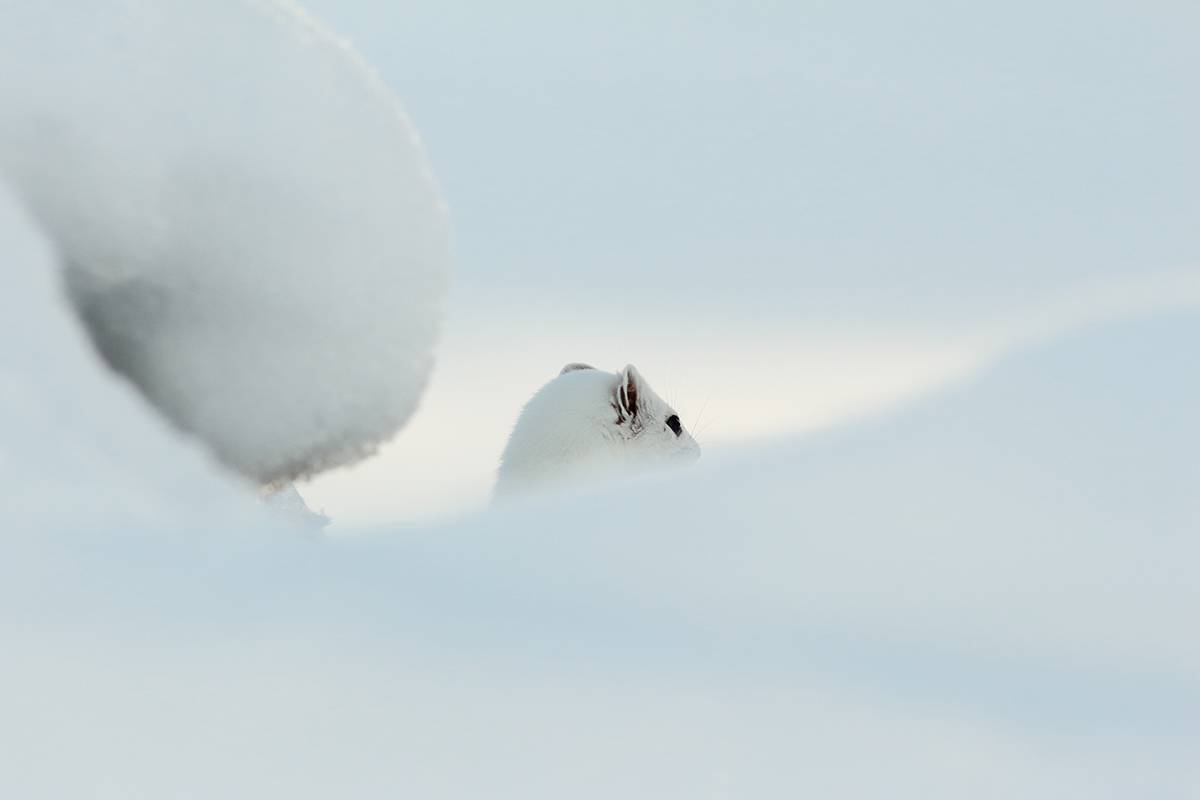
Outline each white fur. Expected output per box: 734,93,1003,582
494,363,701,499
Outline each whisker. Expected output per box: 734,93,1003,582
690,385,714,433
693,410,726,440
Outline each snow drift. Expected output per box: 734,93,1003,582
0,0,452,484
3,156,1197,792
0,183,261,532
1,276,1195,795
1,1,1196,795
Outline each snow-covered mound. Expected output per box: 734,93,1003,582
1,277,1195,795
0,0,451,484
1,3,1195,793
0,184,259,532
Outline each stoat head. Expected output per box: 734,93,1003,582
494,362,701,499
604,363,701,464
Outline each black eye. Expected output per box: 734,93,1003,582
666,414,682,436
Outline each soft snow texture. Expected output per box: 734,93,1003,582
0,184,258,532
0,0,451,484
2,202,1197,793
3,171,1197,798
1,2,1197,796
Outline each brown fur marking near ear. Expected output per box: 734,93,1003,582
618,368,638,422
559,362,596,375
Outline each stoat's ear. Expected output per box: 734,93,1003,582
559,362,596,375
614,364,643,424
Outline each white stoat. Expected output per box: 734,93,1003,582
494,363,700,499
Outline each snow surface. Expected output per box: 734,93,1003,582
4,177,1198,793
0,0,452,484
0,183,258,533
2,201,1197,792
1,1,1197,796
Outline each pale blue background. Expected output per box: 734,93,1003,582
306,0,1199,321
